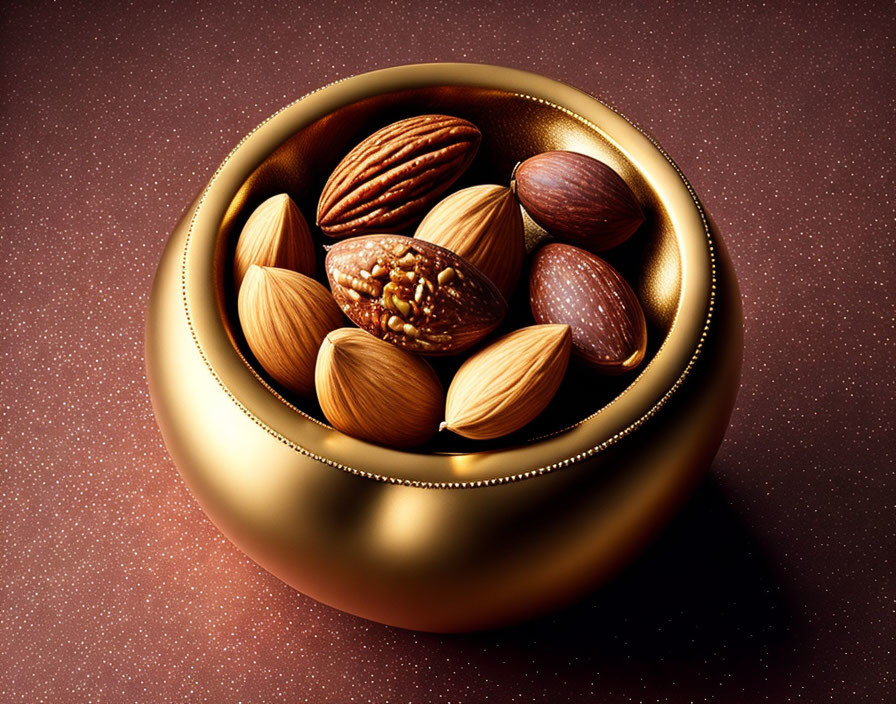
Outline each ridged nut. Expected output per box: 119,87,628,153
237,266,343,396
315,328,444,448
513,151,645,251
233,194,316,289
325,235,507,356
316,114,481,238
415,184,525,298
444,324,572,440
529,243,647,374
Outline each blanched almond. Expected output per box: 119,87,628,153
443,324,572,440
415,184,524,298
315,328,444,448
237,266,342,396
234,194,316,289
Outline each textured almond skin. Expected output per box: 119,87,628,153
514,151,645,251
315,328,444,448
444,324,572,440
529,243,647,374
325,235,506,356
233,194,316,289
237,266,344,396
415,184,524,298
316,114,481,238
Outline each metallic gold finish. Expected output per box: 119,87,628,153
145,63,743,632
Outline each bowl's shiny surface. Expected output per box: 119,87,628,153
146,63,742,631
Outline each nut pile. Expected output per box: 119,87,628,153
235,114,649,448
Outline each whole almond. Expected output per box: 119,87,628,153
233,194,316,289
443,324,572,440
316,114,481,238
530,243,647,374
237,266,343,396
513,151,645,251
315,328,444,448
325,235,506,355
415,184,525,298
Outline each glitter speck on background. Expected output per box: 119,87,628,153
1,1,893,702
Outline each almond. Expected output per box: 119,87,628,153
513,151,645,251
237,266,343,396
315,328,444,448
529,243,647,374
316,114,481,238
443,324,572,440
325,235,507,355
233,194,316,289
415,184,524,298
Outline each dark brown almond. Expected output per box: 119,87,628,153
317,114,481,238
529,243,647,374
325,235,506,355
513,151,645,251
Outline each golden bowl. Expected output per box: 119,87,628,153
145,63,743,632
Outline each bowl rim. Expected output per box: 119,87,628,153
179,62,716,487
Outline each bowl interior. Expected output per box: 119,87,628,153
213,85,682,454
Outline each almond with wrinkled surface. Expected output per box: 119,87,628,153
415,184,525,298
237,266,343,397
443,324,572,440
233,194,316,289
315,328,444,448
316,114,481,238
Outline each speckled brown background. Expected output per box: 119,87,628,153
1,0,894,702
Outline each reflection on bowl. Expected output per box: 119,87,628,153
146,63,742,632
